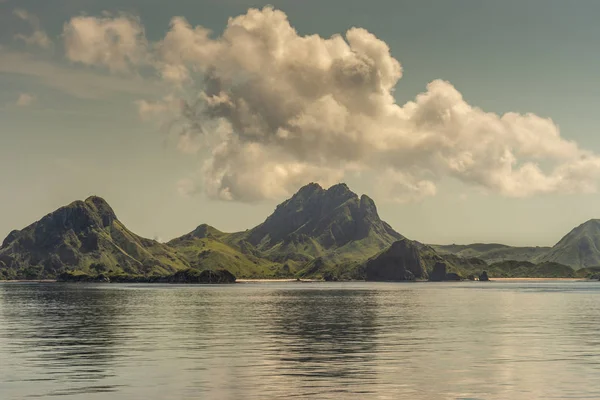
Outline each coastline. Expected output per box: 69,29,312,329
1,278,596,284
490,277,586,282
237,279,320,283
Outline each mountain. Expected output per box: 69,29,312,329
430,243,550,264
228,183,403,263
0,196,189,280
484,260,575,278
0,184,497,281
170,183,405,278
537,219,600,269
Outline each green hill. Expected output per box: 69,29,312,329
575,266,600,279
170,183,406,278
167,225,284,279
484,260,575,278
430,243,550,264
0,197,189,280
536,219,600,269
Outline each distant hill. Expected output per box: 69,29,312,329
167,224,282,279
536,219,600,269
484,260,575,278
430,243,550,264
170,183,406,278
0,197,189,280
11,183,596,281
431,219,600,270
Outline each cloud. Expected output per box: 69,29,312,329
13,9,52,49
202,140,345,201
0,49,164,99
63,14,148,72
16,93,36,106
136,95,182,121
375,170,437,204
135,95,205,154
67,7,600,202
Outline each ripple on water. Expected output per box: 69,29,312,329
0,281,599,399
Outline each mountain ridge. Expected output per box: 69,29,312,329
0,196,189,280
2,184,597,280
168,182,406,277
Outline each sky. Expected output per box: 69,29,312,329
1,0,600,247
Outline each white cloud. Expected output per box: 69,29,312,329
375,170,437,204
0,50,164,99
135,95,182,121
202,140,345,201
63,14,148,72
13,9,52,49
16,93,36,106
62,7,600,203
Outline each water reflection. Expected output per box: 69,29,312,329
0,282,599,399
0,284,131,397
265,289,378,394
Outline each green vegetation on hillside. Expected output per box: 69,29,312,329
430,243,551,264
537,219,600,269
168,183,407,280
0,196,189,280
3,184,600,282
480,260,575,278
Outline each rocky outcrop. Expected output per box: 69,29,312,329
365,239,427,281
445,272,462,281
429,262,463,281
167,269,236,284
428,262,448,281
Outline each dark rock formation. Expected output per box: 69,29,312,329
479,271,490,281
445,272,462,281
365,239,427,281
428,262,463,281
429,262,448,281
167,269,236,284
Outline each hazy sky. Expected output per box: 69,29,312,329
1,0,600,246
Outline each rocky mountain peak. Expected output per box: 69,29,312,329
244,182,403,257
188,224,223,239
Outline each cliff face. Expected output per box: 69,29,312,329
365,239,428,281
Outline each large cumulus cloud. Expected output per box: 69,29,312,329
64,7,600,202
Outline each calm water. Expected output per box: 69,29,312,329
1,282,599,400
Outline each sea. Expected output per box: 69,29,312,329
1,281,599,399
